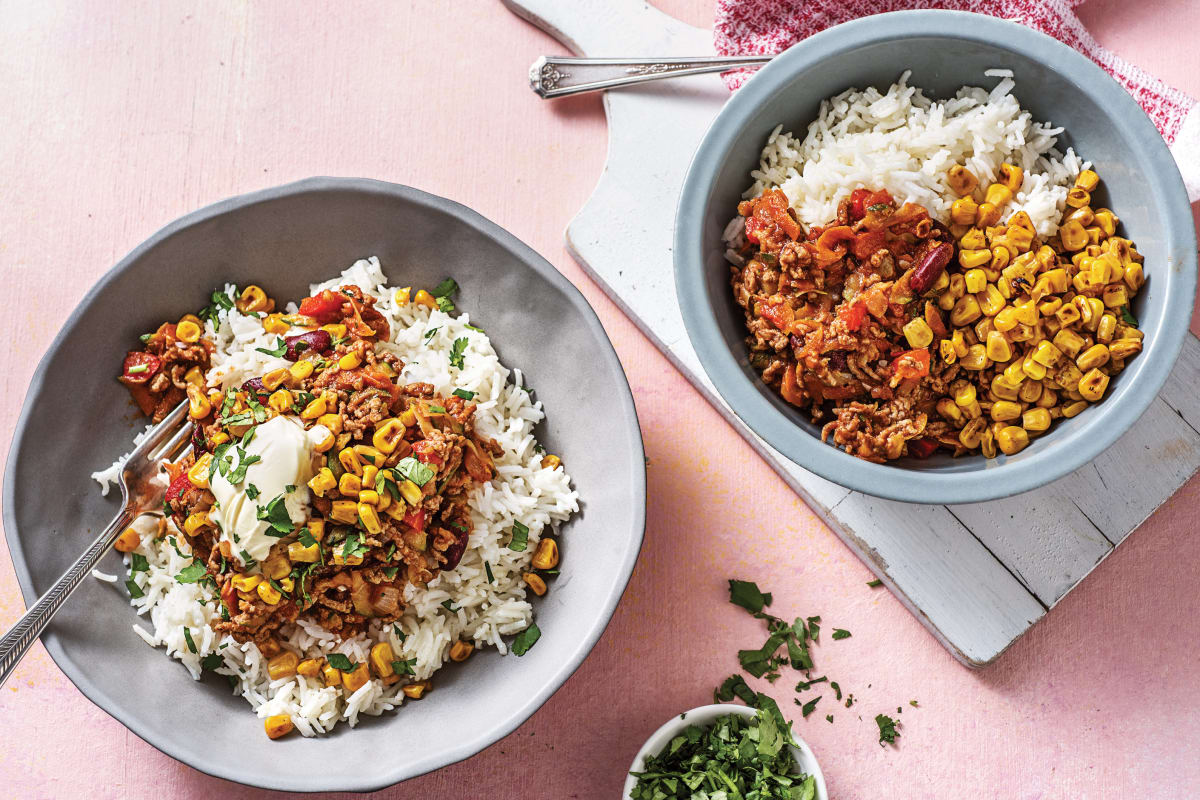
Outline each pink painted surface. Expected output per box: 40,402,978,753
0,1,1197,797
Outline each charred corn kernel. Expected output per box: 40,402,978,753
937,291,957,312
358,503,382,534
1018,378,1044,404
959,418,986,448
991,375,1020,402
532,538,559,570
330,500,359,524
990,400,1022,422
1005,211,1033,236
297,658,321,678
949,329,967,358
1052,328,1086,359
973,316,994,344
413,289,436,310
978,428,996,458
1056,363,1085,392
902,318,933,349
288,360,314,383
264,715,294,740
1002,359,1027,386
1021,354,1047,381
1012,300,1038,327
1006,225,1034,253
370,642,395,677
1092,208,1117,237
1037,387,1059,409
257,581,282,605
307,415,341,439
449,641,474,662
959,249,991,269
540,454,562,471
338,472,362,497
1038,297,1063,316
372,418,406,454
960,227,987,250
300,395,327,420
308,468,336,497
939,339,957,364
353,444,386,468
993,306,1020,333
175,320,202,344
288,541,319,562
263,313,290,335
399,408,417,427
376,490,392,513
1066,186,1090,208
1074,168,1099,191
332,550,363,567
1059,220,1088,251
985,330,1012,362
343,662,370,694
948,165,979,196
1032,341,1062,367
237,285,272,314
953,383,977,407
267,652,299,680
322,663,342,687
523,572,548,596
402,681,431,700
267,389,292,413
1082,298,1105,331
1109,338,1142,360
186,384,211,420
997,426,1030,455
183,511,210,537
1063,400,1089,418
984,183,1012,207
361,465,379,488
338,351,362,370
1066,205,1094,228
976,202,1002,227
399,479,422,506
997,163,1022,192
1055,303,1081,328
980,285,1006,316
114,527,140,552
310,519,326,543
1095,314,1116,344
181,366,206,390
320,323,348,340
338,447,364,475
1078,368,1109,402
950,294,982,326
394,287,412,306
950,197,978,225
231,574,262,592
1124,263,1144,292
938,397,965,424
187,453,213,488
964,268,986,294
1102,286,1129,308
1077,344,1111,371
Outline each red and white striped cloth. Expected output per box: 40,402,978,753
714,0,1200,201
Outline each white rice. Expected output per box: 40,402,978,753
725,70,1087,263
96,257,578,735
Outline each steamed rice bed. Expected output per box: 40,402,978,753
93,257,578,736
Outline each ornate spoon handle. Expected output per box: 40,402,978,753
529,55,772,99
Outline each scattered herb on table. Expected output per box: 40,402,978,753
866,579,882,588
832,628,852,640
728,578,773,614
875,713,900,746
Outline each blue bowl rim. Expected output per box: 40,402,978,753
675,10,1197,504
2,177,647,792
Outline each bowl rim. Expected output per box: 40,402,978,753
620,703,829,799
2,176,648,792
674,9,1198,504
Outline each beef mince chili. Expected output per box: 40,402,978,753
120,284,502,650
730,168,1145,463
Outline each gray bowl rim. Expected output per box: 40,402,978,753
2,176,647,792
675,9,1197,504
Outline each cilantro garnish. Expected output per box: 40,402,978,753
452,389,476,400
798,695,821,718
510,623,540,656
435,295,454,314
245,483,260,500
239,549,256,569
806,616,820,642
392,658,415,676
713,674,756,705
431,278,458,298
210,441,233,482
383,566,399,580
832,628,852,640
831,681,842,701
198,287,236,324
728,579,772,614
1121,305,1139,328
448,337,467,369
423,327,439,342
341,532,369,561
427,404,446,414
866,579,883,588
326,653,357,672
392,623,407,643
297,527,317,547
484,561,494,583
508,520,529,552
737,632,788,679
254,337,288,358
393,457,435,487
175,561,208,584
125,579,144,599
182,627,197,654
226,447,261,485
130,553,149,573
201,653,223,671
441,600,457,612
256,495,294,536
875,714,900,746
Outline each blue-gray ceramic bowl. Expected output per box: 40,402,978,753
675,10,1196,504
3,178,646,791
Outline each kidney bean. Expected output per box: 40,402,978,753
826,349,849,372
908,241,953,295
283,330,332,361
908,437,940,459
441,526,470,571
240,377,270,403
190,423,208,454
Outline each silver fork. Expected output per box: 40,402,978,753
529,55,772,99
0,401,194,688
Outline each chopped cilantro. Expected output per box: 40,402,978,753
392,658,416,675
875,714,900,746
427,404,446,414
298,527,317,548
239,549,256,569
256,495,294,536
284,484,296,493
452,389,476,400
728,579,772,613
738,632,787,679
867,579,883,588
423,327,440,342
832,628,852,640
182,627,197,654
1121,305,1139,328
254,337,288,357
394,457,435,487
383,566,399,580
392,623,407,643
125,578,144,598
435,295,454,314
341,532,369,561
799,695,821,718
201,653,223,671
448,337,467,369
441,600,457,612
226,446,261,485
484,561,494,583
430,278,458,298
175,561,207,584
326,653,356,672
510,623,540,656
713,673,756,705
826,714,834,723
806,616,820,642
129,553,149,573
831,681,842,701
508,520,529,552
245,483,260,500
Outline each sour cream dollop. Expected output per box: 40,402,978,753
210,415,328,569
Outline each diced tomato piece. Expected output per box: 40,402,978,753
864,189,894,210
165,472,192,505
297,289,344,322
849,188,872,220
838,302,867,332
892,348,931,380
852,229,887,261
744,215,765,244
411,440,444,465
908,437,940,459
121,351,161,384
758,299,793,330
402,508,427,531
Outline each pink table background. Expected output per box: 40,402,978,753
2,1,1198,797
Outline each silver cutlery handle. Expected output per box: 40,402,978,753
529,55,772,99
0,508,135,688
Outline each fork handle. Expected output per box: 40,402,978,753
528,55,772,99
0,508,135,688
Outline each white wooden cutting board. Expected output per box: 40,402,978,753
504,0,1200,666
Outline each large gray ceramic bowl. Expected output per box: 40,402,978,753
3,178,645,791
675,10,1197,504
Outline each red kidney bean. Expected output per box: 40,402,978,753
909,241,953,295
283,330,332,361
240,377,270,403
826,349,849,372
190,423,208,454
441,526,470,571
909,437,940,459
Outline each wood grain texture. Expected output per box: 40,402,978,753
0,1,1198,798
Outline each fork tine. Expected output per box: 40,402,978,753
150,419,196,464
125,401,190,465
